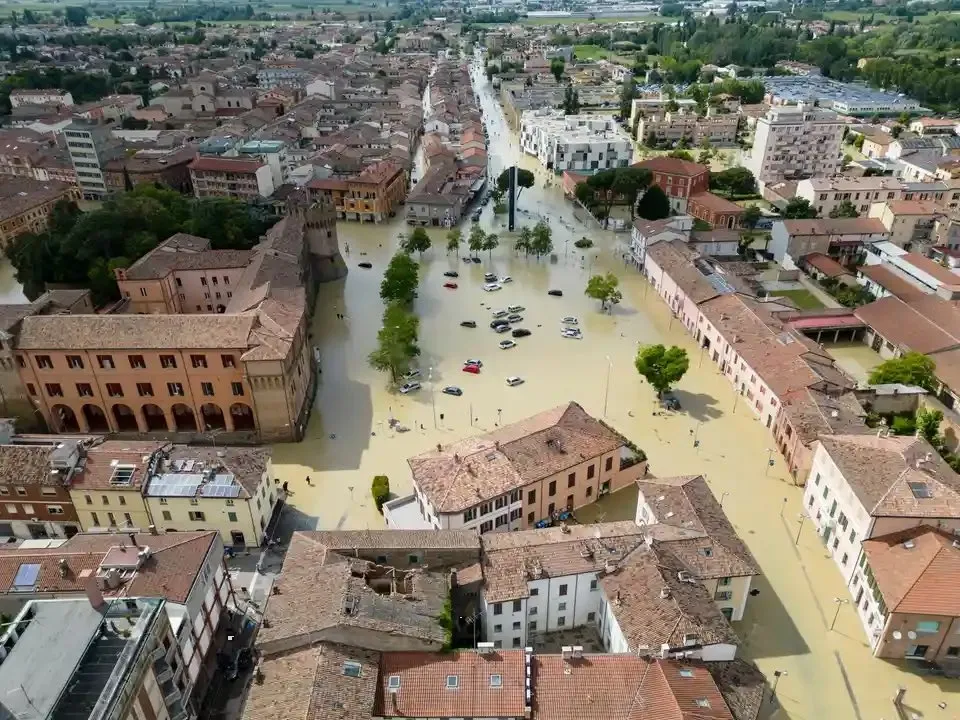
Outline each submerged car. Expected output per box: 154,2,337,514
399,381,421,394
507,313,523,322
462,364,481,374
499,340,517,349
444,271,459,278
443,282,458,289
442,386,463,396
507,305,525,313
506,376,525,386
561,316,579,325
483,283,502,292
484,272,497,282
358,262,373,269
460,320,477,328
464,359,484,368
491,310,508,319
512,328,531,338
490,319,510,329
548,289,563,297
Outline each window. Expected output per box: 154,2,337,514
201,382,215,396
388,676,401,690
188,511,206,522
342,662,362,678
558,602,566,611
106,512,115,525
528,489,536,504
605,456,612,472
547,502,554,515
529,607,538,616
160,355,177,369
445,675,459,689
530,588,539,596
36,355,53,369
123,512,131,524
587,611,596,622
527,512,534,524
222,354,236,368
512,636,522,648
849,529,856,544
493,603,503,615
97,355,115,369
190,354,208,369
908,481,932,498
77,383,94,397
814,473,820,486
167,382,184,396
159,498,168,505
26,383,35,396
212,276,218,286
494,624,502,633
916,621,941,634
906,645,929,658
567,472,575,487
557,616,566,627
512,621,521,630
558,584,568,596
529,621,538,631
587,464,595,479
90,511,98,525
228,512,237,522
66,355,84,369
947,647,960,657
548,480,556,496
137,383,154,397
586,486,592,497
129,355,146,369
695,699,711,709
45,383,63,397
463,508,477,523
0,487,8,495
480,520,493,533
841,553,849,566
715,591,733,601
47,505,64,515
200,277,208,286
15,487,25,496
590,579,598,591
106,383,123,397
513,600,522,612
162,510,172,520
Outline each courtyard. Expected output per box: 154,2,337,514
266,65,960,719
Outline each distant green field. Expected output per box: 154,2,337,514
824,8,960,23
770,289,825,310
573,44,610,60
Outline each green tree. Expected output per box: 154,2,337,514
531,220,553,260
550,57,565,83
515,225,533,256
710,166,756,196
371,475,390,513
482,233,499,259
379,251,419,305
829,199,859,218
741,204,761,229
445,227,462,254
916,407,944,448
636,185,671,221
497,168,535,199
368,302,420,383
64,6,88,25
403,227,432,257
782,197,818,219
868,352,937,391
619,75,637,119
635,344,689,397
585,272,622,309
468,224,486,258
668,149,694,161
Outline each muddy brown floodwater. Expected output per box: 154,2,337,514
270,62,959,719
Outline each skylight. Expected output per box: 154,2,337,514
446,675,459,689
908,481,932,499
490,674,503,688
342,662,362,678
388,676,401,689
12,563,40,592
679,669,694,678
695,699,711,708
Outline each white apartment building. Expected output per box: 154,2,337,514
747,104,844,184
797,176,955,217
479,522,739,661
634,475,760,622
519,110,633,172
9,89,74,108
803,434,960,641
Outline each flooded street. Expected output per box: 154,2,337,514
0,259,27,304
272,64,959,718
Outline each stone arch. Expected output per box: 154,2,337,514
82,404,109,433
171,403,197,432
200,403,226,431
142,404,168,432
52,404,79,433
112,404,139,432
229,402,256,431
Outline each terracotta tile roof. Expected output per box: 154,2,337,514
257,533,448,655
636,476,760,578
633,156,710,178
17,313,258,351
779,387,867,445
122,238,254,280
861,526,960,616
903,252,960,286
373,650,526,717
854,296,960,354
481,521,646,602
189,155,266,174
242,643,380,720
857,263,927,301
781,218,888,236
532,655,733,720
707,660,766,720
300,529,479,551
0,177,76,222
600,544,740,653
803,252,850,278
818,434,960,519
646,241,721,305
0,444,58,486
0,531,216,603
882,200,944,215
409,402,625,513
69,441,167,491
688,191,743,214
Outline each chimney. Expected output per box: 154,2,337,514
148,524,158,535
83,573,106,610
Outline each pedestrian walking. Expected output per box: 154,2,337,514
305,475,312,486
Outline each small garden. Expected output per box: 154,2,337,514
816,276,875,308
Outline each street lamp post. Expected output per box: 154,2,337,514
603,356,612,417
794,513,806,545
429,367,437,429
719,491,729,509
766,448,775,477
770,670,787,704
497,408,503,426
779,496,787,517
829,598,849,631
691,421,702,448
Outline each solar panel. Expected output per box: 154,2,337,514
12,563,40,591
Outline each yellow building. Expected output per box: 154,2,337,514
67,440,162,531
143,445,276,547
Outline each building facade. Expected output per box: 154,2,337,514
64,122,124,200
0,440,83,539
308,160,407,222
637,112,738,147
0,177,80,248
748,105,844,184
632,157,710,213
519,110,633,173
188,156,275,201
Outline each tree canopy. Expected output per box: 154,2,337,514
403,227,432,256
710,167,756,197
497,167,535,198
380,251,420,305
635,344,690,397
5,184,275,305
829,199,859,218
368,301,420,383
636,185,671,221
782,197,818,219
585,272,622,309
868,352,937,391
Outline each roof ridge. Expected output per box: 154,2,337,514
889,532,946,612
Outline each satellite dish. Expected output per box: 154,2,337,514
892,630,902,640
907,631,917,640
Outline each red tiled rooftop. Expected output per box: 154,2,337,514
803,252,850,278
688,191,743,214
633,156,710,177
189,155,265,174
